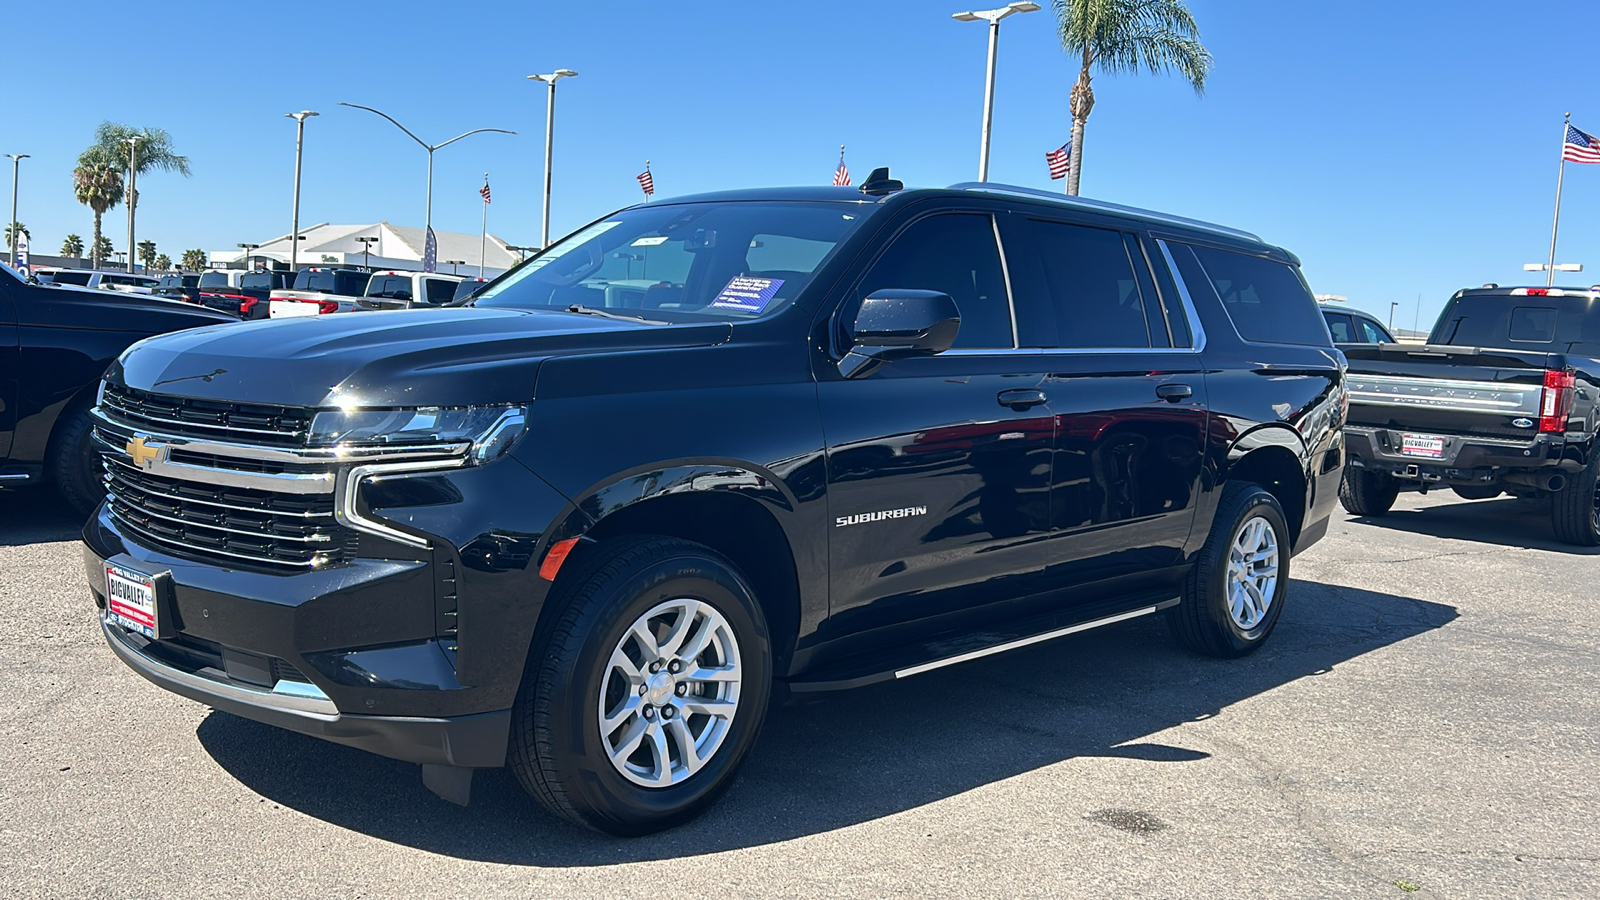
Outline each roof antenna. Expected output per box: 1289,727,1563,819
859,167,903,196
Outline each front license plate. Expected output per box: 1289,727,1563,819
1400,433,1445,459
106,564,157,639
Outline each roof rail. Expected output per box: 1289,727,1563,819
947,181,1262,242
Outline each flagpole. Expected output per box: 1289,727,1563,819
643,160,650,204
1547,112,1571,287
479,172,488,278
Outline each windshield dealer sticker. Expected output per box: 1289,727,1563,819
709,276,784,313
631,235,670,246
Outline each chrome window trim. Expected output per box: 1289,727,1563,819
991,215,1020,349
1155,240,1209,353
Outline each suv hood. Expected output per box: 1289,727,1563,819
113,307,732,408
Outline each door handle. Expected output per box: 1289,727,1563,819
1155,383,1193,402
997,389,1048,410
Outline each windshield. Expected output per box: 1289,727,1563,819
474,200,868,321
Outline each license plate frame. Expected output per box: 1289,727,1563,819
105,563,159,639
1400,433,1446,459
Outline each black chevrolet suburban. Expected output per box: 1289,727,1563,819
82,175,1345,835
1339,285,1600,543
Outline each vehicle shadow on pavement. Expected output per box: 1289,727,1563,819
0,490,87,547
196,579,1456,864
1349,495,1600,555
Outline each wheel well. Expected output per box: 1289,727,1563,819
577,492,801,673
42,383,100,485
1227,446,1306,542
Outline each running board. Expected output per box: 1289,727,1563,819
787,597,1180,693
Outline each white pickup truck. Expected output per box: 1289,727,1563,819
355,270,465,311
268,267,373,318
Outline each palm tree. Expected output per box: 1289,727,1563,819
61,234,84,259
137,240,157,270
93,235,114,263
153,253,171,272
180,249,208,272
73,145,124,269
3,221,27,252
1052,0,1212,196
94,123,190,251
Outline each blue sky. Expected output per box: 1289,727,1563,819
5,0,1599,330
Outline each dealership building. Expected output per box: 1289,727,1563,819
210,222,521,277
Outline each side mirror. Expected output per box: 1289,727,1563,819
840,289,961,378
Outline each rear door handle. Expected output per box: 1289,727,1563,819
997,389,1048,410
1155,383,1193,402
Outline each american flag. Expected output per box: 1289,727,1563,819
637,165,654,196
833,150,851,187
480,179,491,203
1564,124,1600,164
1046,143,1071,180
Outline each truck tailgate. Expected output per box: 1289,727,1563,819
1342,344,1557,438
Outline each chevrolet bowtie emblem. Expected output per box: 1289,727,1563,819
125,436,162,470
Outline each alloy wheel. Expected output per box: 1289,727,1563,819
1226,515,1280,631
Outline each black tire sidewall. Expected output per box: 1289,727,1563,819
541,549,771,834
1205,488,1291,651
48,404,101,516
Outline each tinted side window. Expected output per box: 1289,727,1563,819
240,274,271,290
856,214,1013,350
1018,220,1151,349
1183,245,1329,346
199,273,229,289
424,279,455,304
1323,312,1355,343
54,271,92,286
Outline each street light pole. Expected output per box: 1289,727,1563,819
952,3,1039,182
527,70,577,248
237,242,260,271
356,236,379,270
338,102,515,272
1389,301,1399,332
125,136,142,273
5,153,27,268
285,111,318,272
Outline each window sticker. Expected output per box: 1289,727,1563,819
631,235,670,247
708,276,785,313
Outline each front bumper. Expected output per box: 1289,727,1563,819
99,616,508,767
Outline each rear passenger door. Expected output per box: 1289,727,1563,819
1000,215,1208,601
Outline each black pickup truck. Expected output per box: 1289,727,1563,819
81,176,1344,835
1340,285,1600,544
0,262,236,512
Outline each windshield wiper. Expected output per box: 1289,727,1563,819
562,304,666,325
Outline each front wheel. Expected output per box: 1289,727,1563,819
1170,482,1291,658
509,536,772,835
46,404,102,518
1550,455,1600,546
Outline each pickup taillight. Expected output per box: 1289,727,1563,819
1539,369,1576,433
317,300,340,315
239,298,259,314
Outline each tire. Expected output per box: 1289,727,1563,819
46,403,103,518
1451,485,1501,501
1550,454,1600,546
509,536,772,835
1170,482,1291,658
1338,467,1398,516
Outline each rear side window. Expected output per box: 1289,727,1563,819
1323,312,1355,343
1509,306,1557,343
424,279,455,305
1358,317,1391,343
367,275,413,299
240,273,271,290
855,214,1013,350
1016,220,1151,349
199,273,229,289
53,271,92,286
1179,244,1329,346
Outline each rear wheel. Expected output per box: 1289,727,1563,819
1170,482,1290,658
1550,454,1600,546
509,536,772,835
1338,468,1399,516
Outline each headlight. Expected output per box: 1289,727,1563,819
309,405,528,463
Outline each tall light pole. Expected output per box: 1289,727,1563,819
952,3,1039,182
527,69,577,248
339,102,515,272
237,242,260,271
5,153,26,268
124,136,143,272
285,111,319,272
356,235,379,270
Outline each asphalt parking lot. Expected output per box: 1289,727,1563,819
1,488,1596,899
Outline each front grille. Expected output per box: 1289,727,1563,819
99,428,355,571
101,382,313,447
